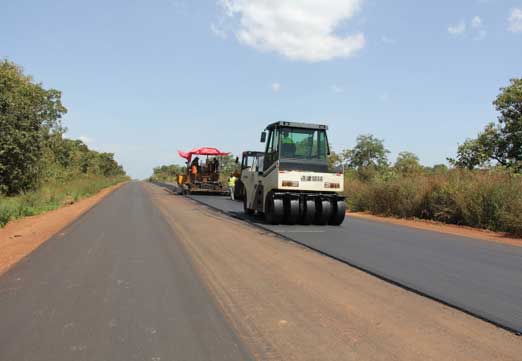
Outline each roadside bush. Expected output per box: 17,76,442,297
150,164,186,183
344,168,522,236
0,175,127,227
368,177,428,218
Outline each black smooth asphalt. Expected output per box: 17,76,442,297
187,193,522,334
0,182,252,361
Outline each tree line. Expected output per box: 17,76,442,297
0,60,126,196
327,78,521,177
331,78,521,236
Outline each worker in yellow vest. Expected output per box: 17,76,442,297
228,175,237,200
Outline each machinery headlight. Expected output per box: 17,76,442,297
282,180,299,187
325,182,340,189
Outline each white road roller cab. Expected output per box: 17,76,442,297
242,121,346,225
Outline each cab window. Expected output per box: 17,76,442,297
263,128,280,171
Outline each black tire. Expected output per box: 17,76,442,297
284,198,300,225
329,200,346,225
265,192,284,225
300,199,315,225
243,194,255,215
234,181,244,201
314,199,332,225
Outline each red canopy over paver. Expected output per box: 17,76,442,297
178,147,230,162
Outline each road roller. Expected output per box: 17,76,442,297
241,121,346,225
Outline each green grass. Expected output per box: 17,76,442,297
0,175,128,227
344,169,522,237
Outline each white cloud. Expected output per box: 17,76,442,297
218,0,365,62
448,16,486,39
471,16,482,29
210,23,227,38
271,82,281,92
471,16,486,39
78,135,93,144
508,8,522,33
331,85,344,93
448,21,466,35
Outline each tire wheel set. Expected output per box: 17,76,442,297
263,192,346,226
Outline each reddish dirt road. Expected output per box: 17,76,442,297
148,183,522,361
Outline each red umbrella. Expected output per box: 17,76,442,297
178,147,230,162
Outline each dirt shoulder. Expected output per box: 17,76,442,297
350,211,522,247
146,183,522,361
0,182,126,275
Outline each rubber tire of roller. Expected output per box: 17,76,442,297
315,199,332,225
265,193,284,225
329,200,346,225
243,194,255,215
235,181,244,201
284,198,300,225
300,199,315,225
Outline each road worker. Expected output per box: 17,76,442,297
228,175,237,200
191,157,199,181
281,131,296,158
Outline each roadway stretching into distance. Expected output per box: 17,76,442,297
0,182,252,361
1,181,520,361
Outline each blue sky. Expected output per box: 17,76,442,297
1,0,521,179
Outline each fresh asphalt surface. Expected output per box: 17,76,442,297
0,182,252,361
187,193,522,334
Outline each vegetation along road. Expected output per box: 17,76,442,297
1,182,521,361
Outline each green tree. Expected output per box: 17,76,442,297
151,164,186,182
219,155,239,177
344,134,390,170
451,78,522,171
429,164,449,174
40,135,126,180
394,151,422,175
0,60,67,194
95,152,125,177
328,150,343,171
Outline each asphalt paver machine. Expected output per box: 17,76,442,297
177,147,230,195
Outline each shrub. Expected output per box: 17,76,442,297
0,175,127,227
344,168,522,237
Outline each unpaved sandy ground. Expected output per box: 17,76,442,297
350,212,522,247
0,182,125,275
147,183,522,361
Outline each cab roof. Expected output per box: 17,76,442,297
265,121,328,131
242,151,265,156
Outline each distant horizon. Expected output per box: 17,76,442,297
2,0,521,178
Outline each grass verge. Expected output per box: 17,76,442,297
345,169,522,237
0,175,128,227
